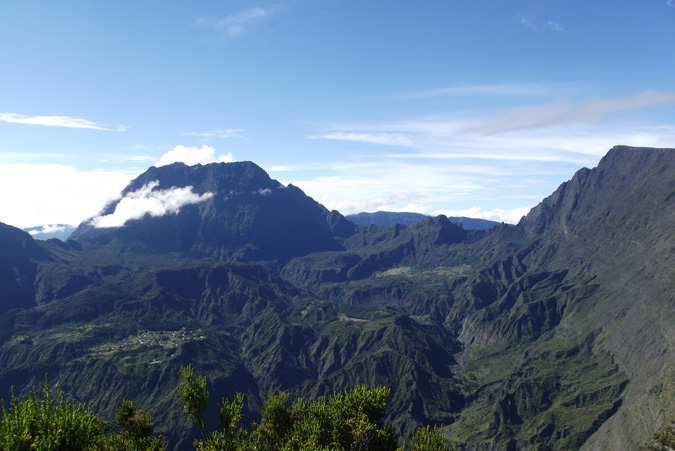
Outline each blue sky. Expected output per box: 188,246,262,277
1,1,674,229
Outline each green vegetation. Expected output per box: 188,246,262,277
0,376,164,451
409,425,451,451
0,369,455,450
178,364,449,450
0,376,108,450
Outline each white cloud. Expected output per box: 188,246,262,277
520,17,565,32
402,82,556,100
0,163,135,228
27,224,67,236
460,91,675,135
183,129,245,138
267,165,290,172
310,91,675,163
520,17,537,30
200,6,277,38
308,132,414,147
90,181,214,228
124,155,156,162
0,113,126,131
545,21,565,32
156,145,234,167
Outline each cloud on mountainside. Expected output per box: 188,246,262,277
90,181,214,228
156,145,234,167
0,145,237,228
0,113,126,131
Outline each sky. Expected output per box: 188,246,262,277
1,0,674,230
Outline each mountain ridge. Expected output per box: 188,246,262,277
347,211,503,229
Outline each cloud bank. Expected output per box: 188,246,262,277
0,163,134,228
156,145,234,167
90,181,214,228
0,113,125,131
27,224,68,236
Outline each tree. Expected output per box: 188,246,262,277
178,365,399,450
0,375,108,451
409,425,454,451
178,364,210,443
93,400,166,450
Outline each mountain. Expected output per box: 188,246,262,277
347,211,503,230
70,161,355,265
0,223,50,314
0,146,672,450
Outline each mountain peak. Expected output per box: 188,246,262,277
70,161,350,264
520,145,675,238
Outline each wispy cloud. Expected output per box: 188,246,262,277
308,132,414,147
183,129,245,138
520,17,565,32
199,6,277,38
267,165,291,172
90,181,214,228
460,91,675,135
668,0,674,6
124,155,156,162
291,90,675,222
0,113,126,131
156,145,234,167
545,21,565,32
520,17,537,30
403,82,556,100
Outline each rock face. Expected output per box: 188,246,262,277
521,146,675,449
70,161,355,264
0,146,673,450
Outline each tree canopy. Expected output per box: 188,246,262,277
0,368,454,450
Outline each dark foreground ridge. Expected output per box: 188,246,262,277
0,145,673,450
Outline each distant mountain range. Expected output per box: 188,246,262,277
346,211,503,229
21,205,500,242
0,145,673,450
